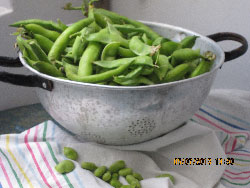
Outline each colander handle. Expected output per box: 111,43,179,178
0,56,53,91
207,32,248,62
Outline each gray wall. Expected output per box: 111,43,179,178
0,0,84,111
110,0,250,90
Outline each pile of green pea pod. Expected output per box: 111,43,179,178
11,5,216,86
55,147,174,188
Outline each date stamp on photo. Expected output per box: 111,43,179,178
174,158,234,165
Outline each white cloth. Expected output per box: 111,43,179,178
1,89,250,188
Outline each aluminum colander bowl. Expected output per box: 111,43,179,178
0,21,248,145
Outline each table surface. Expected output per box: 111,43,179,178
0,104,51,134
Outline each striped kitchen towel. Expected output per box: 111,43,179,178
193,89,250,187
0,89,249,188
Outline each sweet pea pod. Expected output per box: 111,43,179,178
101,42,120,61
93,11,113,28
113,24,145,35
24,24,60,41
154,55,170,81
190,60,213,78
152,37,170,46
48,17,94,61
160,41,181,56
156,173,175,184
114,76,154,86
180,35,198,48
94,56,153,69
142,33,153,45
66,61,131,83
63,62,78,74
10,19,66,32
171,48,202,64
129,36,153,56
81,162,97,171
55,160,75,174
94,166,107,177
141,67,154,75
118,47,136,58
94,8,161,40
72,36,87,63
164,63,192,82
34,61,64,77
114,66,143,82
17,36,39,61
63,147,78,161
85,28,129,48
78,41,102,76
28,41,50,63
33,34,53,54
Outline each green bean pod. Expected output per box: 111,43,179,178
78,41,102,76
33,34,53,54
81,162,97,171
190,60,213,78
10,19,66,32
66,61,131,83
94,166,107,177
55,160,75,174
24,24,60,41
63,147,78,161
118,47,136,58
164,63,192,82
180,36,198,49
48,17,94,61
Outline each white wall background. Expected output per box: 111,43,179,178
110,0,250,89
0,0,249,111
0,0,84,111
